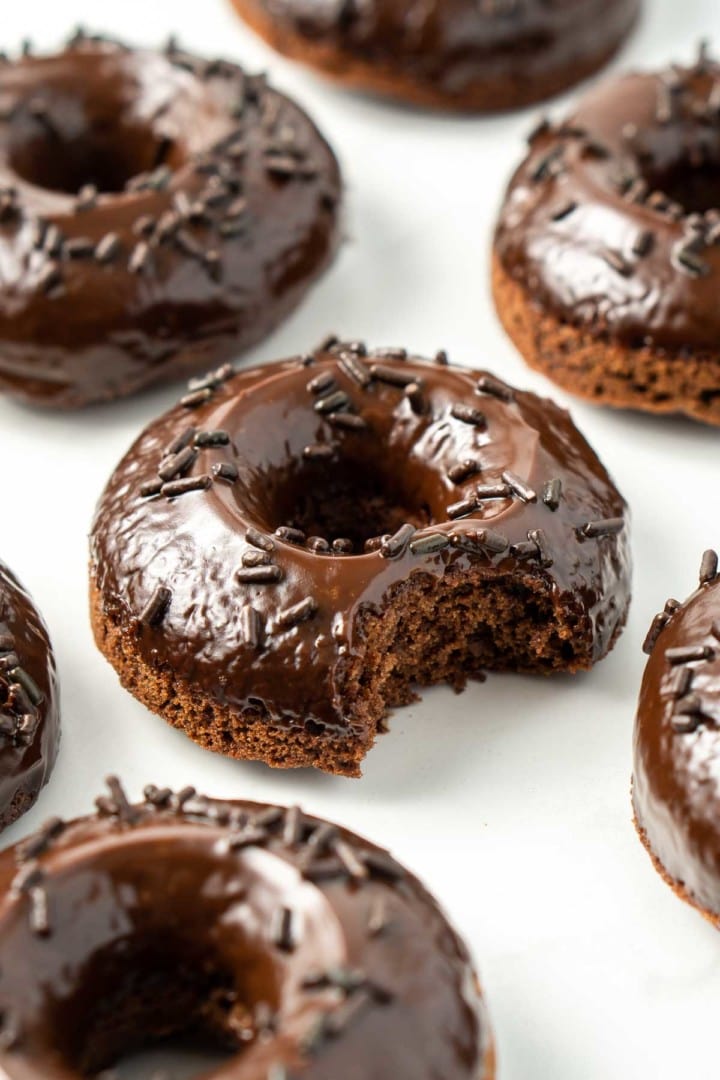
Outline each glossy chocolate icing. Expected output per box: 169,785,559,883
495,52,720,353
633,553,720,918
0,34,341,408
0,560,59,828
236,0,639,108
90,342,631,768
0,782,491,1078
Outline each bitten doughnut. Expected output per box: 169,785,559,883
0,778,493,1078
633,550,720,925
494,48,720,425
0,32,341,408
229,0,640,112
90,340,631,777
0,560,59,829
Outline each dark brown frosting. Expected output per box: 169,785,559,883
0,560,59,828
0,33,341,408
238,0,639,106
90,341,631,765
0,781,491,1077
633,551,720,917
495,51,720,353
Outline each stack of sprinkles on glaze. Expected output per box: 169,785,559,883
0,779,493,1079
0,31,341,407
634,550,720,925
493,46,720,424
90,340,631,777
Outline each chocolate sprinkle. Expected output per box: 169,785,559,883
213,462,239,483
451,403,486,428
502,470,537,503
327,412,367,431
578,517,624,539
237,565,284,584
315,389,351,414
409,532,450,556
369,363,417,388
273,906,296,952
276,526,306,545
140,585,172,627
475,483,511,502
404,382,425,415
542,478,562,511
447,496,478,520
447,457,480,485
339,352,371,388
307,371,336,395
94,232,121,263
665,645,715,665
276,598,318,630
158,445,198,482
303,444,334,461
161,475,212,498
643,612,669,655
246,527,275,552
476,374,515,402
699,549,719,585
380,523,415,559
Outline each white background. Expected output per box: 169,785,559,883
1,2,719,1077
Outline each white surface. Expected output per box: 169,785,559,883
1,2,719,1077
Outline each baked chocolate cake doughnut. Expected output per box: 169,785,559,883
0,560,59,829
494,47,720,425
229,0,640,112
0,778,494,1078
633,550,720,925
90,341,631,777
0,32,341,408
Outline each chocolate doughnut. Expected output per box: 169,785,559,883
0,560,59,829
0,778,493,1078
229,0,640,112
494,48,720,425
0,33,341,408
633,550,720,925
90,341,631,777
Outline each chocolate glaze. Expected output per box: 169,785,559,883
0,782,491,1078
495,52,720,353
633,553,720,918
90,342,631,768
0,34,341,408
0,560,59,829
235,0,639,109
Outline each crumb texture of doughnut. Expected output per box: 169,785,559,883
0,560,59,830
230,0,640,112
0,779,494,1078
494,48,720,425
90,342,631,777
0,32,341,408
633,550,720,925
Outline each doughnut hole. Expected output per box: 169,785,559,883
253,454,436,552
7,100,182,195
44,931,277,1075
